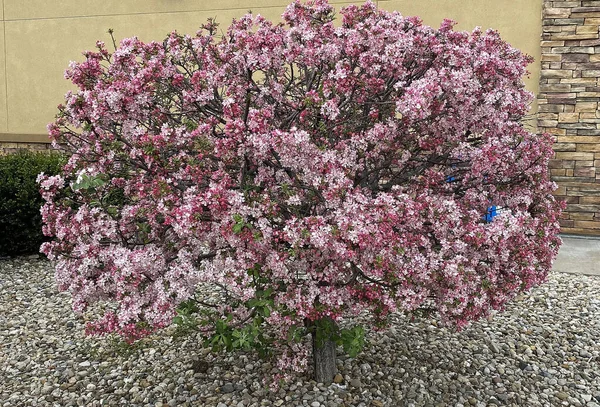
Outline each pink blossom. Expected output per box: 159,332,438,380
41,0,561,378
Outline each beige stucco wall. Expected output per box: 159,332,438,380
0,0,542,143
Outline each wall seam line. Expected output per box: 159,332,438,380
2,2,351,23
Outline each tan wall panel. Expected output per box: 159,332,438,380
0,22,7,133
4,5,352,135
3,0,351,20
380,0,542,103
3,0,540,137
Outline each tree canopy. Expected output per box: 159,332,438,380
40,0,562,379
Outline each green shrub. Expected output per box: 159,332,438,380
0,149,65,256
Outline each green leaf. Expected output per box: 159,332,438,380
232,328,253,350
339,325,365,358
287,325,304,343
215,319,227,333
72,173,107,191
177,299,199,315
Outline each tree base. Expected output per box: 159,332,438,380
313,331,337,384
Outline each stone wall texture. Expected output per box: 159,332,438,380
0,141,51,155
540,0,600,235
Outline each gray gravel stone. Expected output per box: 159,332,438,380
221,383,235,393
1,256,599,406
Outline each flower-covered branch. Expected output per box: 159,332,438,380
40,0,562,380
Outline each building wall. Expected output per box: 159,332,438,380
538,0,600,235
0,0,541,143
0,141,49,155
14,2,595,233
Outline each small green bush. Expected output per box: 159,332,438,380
0,149,65,256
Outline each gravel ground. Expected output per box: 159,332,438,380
1,256,599,407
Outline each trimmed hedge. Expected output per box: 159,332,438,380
0,150,65,256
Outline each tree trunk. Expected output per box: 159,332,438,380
312,318,337,384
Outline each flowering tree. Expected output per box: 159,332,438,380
40,0,562,383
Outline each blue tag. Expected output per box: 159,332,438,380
484,206,497,223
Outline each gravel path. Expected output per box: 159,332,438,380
1,256,599,407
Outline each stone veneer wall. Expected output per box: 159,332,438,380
540,0,600,235
0,141,50,155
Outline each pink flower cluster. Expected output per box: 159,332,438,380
41,0,562,370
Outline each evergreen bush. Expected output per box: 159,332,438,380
0,149,64,256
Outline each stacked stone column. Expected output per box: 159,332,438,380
540,1,600,235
